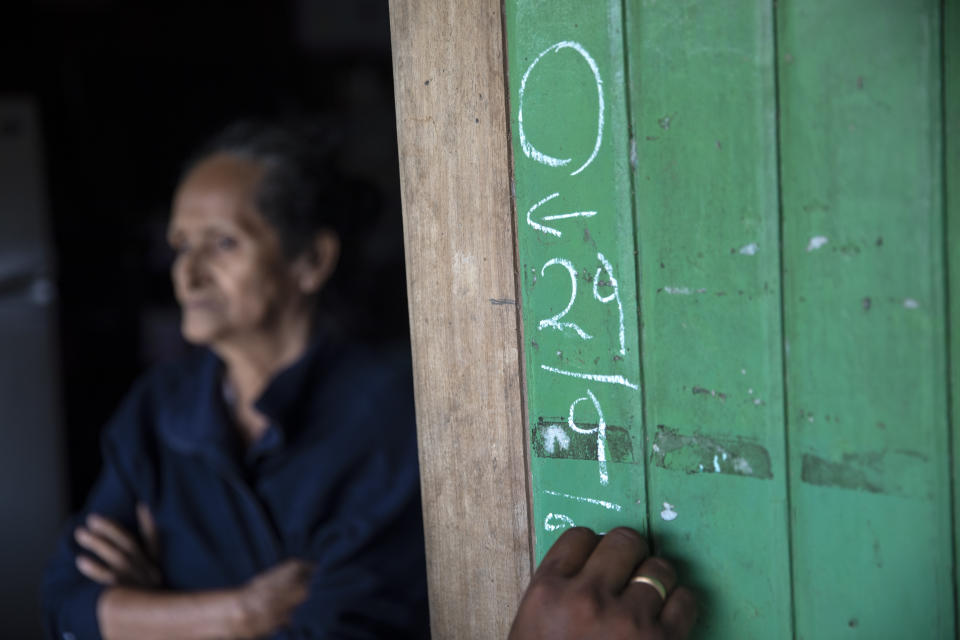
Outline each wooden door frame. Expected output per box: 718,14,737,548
388,1,533,636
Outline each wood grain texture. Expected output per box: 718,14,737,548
388,1,532,637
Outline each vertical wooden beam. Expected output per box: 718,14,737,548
945,0,960,619
388,1,532,637
778,1,953,636
623,2,792,636
503,0,649,566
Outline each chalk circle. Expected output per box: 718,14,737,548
518,40,604,176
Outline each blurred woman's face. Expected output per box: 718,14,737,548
167,153,298,346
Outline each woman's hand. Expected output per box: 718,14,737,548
235,559,313,639
90,556,311,640
74,503,311,640
74,503,163,588
508,527,698,640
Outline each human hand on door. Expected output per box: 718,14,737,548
74,502,162,588
508,527,697,640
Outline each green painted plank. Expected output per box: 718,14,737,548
777,1,953,637
624,1,791,637
505,1,647,562
946,0,960,619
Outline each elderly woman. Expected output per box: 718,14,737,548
42,123,429,639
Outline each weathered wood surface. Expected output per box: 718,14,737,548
388,0,532,637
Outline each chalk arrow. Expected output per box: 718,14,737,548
526,192,597,238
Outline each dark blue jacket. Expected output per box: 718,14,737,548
41,339,430,639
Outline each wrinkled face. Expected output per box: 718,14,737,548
167,153,298,346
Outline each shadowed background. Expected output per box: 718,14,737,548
0,2,404,637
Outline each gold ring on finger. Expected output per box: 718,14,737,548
630,575,667,601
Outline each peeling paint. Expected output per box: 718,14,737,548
660,502,678,521
739,242,759,255
659,285,710,295
806,236,829,252
733,457,754,475
800,453,883,494
532,417,634,462
692,386,727,401
903,298,919,309
800,450,927,495
542,425,570,454
652,425,773,479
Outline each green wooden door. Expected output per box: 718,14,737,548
505,1,956,637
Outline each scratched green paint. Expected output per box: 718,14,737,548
624,1,791,637
948,0,960,618
505,0,955,636
505,0,647,562
778,0,953,637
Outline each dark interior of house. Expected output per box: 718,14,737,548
1,3,405,636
